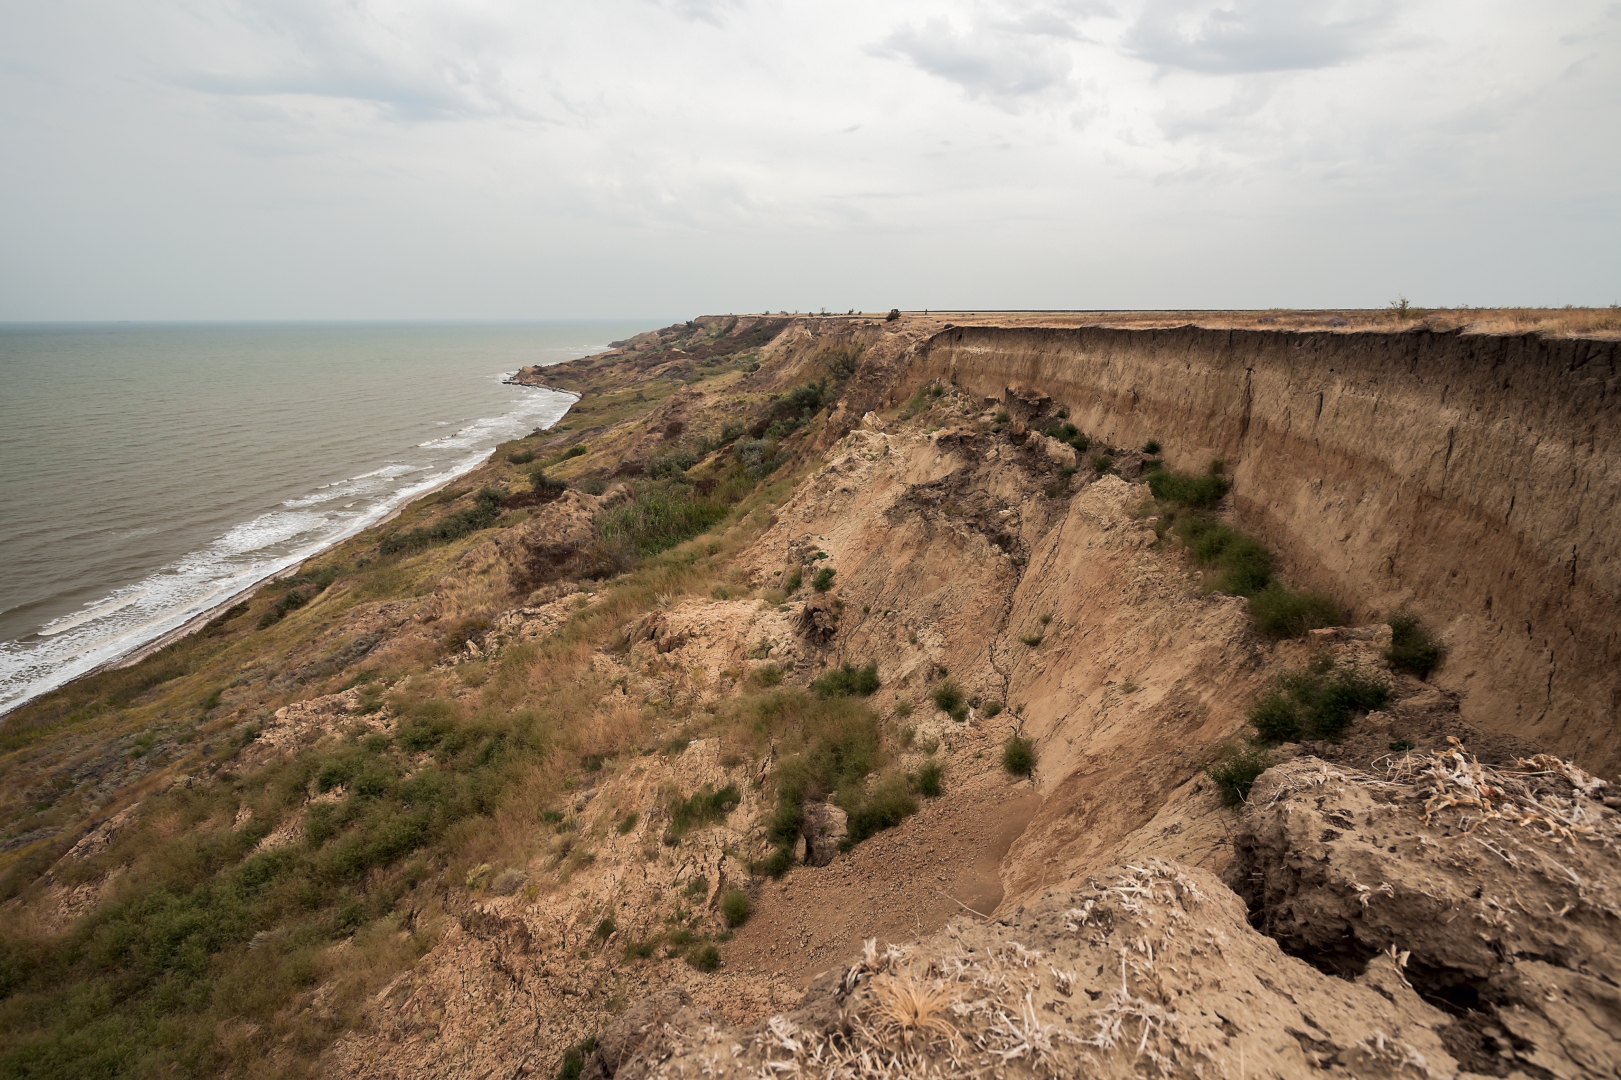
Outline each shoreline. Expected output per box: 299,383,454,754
3,389,583,718
104,467,472,673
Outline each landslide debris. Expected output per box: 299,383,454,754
590,745,1621,1080
1232,747,1621,1077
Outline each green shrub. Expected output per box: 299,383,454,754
1207,745,1271,806
915,760,944,798
811,567,836,592
1019,632,1043,647
663,784,740,844
1090,452,1114,473
646,448,699,479
617,812,638,834
720,888,752,927
1142,440,1162,455
1385,611,1445,678
932,679,964,717
1147,467,1230,510
1248,584,1341,639
810,661,880,699
1248,659,1391,743
782,568,802,592
982,700,1003,718
1175,516,1272,595
1002,735,1037,777
594,916,617,940
508,449,535,464
380,487,503,555
688,944,721,972
844,773,917,844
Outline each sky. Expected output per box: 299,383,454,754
1,0,1617,319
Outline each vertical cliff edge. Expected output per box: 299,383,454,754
908,325,1620,772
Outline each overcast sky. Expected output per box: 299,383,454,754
1,1,1617,319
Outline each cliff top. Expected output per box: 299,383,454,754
725,306,1621,339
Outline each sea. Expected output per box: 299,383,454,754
0,320,657,717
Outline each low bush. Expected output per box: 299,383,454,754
720,888,752,927
982,700,1003,718
1002,735,1037,777
914,760,944,798
1142,439,1162,455
931,679,964,718
688,944,721,972
532,468,567,500
1249,583,1341,639
1042,421,1089,452
1385,610,1445,678
1147,466,1229,510
507,449,535,464
1249,658,1391,743
380,487,503,555
646,448,699,479
811,567,836,592
1207,744,1271,806
663,785,740,845
844,773,917,844
810,661,880,699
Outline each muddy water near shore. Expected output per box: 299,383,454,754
0,320,655,716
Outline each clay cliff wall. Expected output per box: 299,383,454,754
904,325,1621,773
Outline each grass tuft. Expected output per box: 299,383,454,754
1001,735,1037,777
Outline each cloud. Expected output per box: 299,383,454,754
1127,0,1396,74
873,15,1077,103
176,1,544,122
640,0,746,27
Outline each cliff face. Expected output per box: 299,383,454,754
908,326,1621,773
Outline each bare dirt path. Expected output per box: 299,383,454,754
722,760,1040,986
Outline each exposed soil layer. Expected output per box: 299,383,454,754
909,325,1621,774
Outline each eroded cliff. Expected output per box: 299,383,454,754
909,325,1621,773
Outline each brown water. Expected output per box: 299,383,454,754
0,320,656,715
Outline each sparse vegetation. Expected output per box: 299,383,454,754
811,567,836,592
915,760,944,798
931,679,967,721
1385,610,1445,678
810,661,880,699
720,888,752,927
663,784,740,845
1207,744,1271,805
1002,734,1037,777
559,1037,598,1080
380,486,504,555
1248,657,1391,743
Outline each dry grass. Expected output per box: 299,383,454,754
869,976,958,1045
903,306,1621,339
